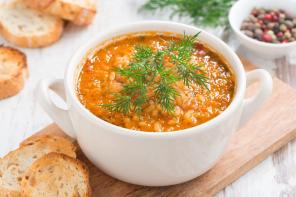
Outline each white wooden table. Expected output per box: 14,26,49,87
1,0,296,196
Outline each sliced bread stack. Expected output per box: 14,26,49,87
23,0,97,26
21,153,91,197
0,46,28,99
0,0,96,48
0,0,64,48
0,135,91,197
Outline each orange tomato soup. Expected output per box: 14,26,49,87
77,32,235,132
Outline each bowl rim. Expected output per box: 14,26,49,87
228,0,296,48
65,21,246,138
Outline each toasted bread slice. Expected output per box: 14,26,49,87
21,153,91,197
24,0,96,26
0,188,20,197
0,0,64,48
0,46,28,100
0,136,76,195
20,134,76,148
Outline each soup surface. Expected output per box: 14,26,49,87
77,32,235,132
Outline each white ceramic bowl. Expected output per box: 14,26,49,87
36,21,273,186
229,0,296,58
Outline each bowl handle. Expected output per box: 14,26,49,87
36,78,76,139
239,69,273,127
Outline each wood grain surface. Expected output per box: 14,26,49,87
1,0,296,196
23,58,296,196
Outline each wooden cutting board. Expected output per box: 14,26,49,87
22,59,296,197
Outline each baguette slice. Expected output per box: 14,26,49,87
0,0,64,48
0,188,21,197
24,0,96,26
24,0,96,25
0,136,76,196
0,46,28,100
21,153,91,197
20,134,75,148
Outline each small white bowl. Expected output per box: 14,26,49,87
229,0,296,58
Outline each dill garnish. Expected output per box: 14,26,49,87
100,33,208,115
168,33,208,88
140,0,235,27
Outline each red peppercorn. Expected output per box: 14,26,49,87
272,15,279,22
262,33,273,42
270,12,275,17
258,20,264,25
262,27,268,32
285,29,291,33
264,14,273,21
277,32,284,38
252,11,258,17
282,39,289,43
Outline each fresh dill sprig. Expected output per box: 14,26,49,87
140,0,235,28
100,33,208,115
154,65,179,113
101,94,132,115
168,32,208,88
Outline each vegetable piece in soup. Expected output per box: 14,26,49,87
77,32,235,132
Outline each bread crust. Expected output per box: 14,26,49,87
0,188,21,197
25,0,54,9
24,0,96,26
20,134,77,156
0,46,28,100
0,136,77,194
0,1,64,48
21,153,91,197
0,18,63,48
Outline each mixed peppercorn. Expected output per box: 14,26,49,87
240,8,296,44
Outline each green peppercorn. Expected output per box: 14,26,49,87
258,8,266,14
255,22,261,28
267,23,275,29
284,31,292,39
258,14,265,20
279,13,286,20
267,30,275,36
271,34,277,42
280,24,288,32
293,19,296,26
